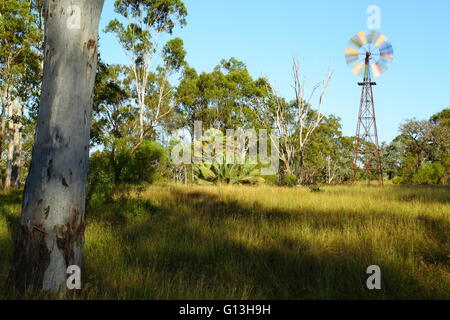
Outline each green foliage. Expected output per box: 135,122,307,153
391,108,449,185
187,126,266,185
430,108,450,128
411,163,445,185
280,173,298,187
176,58,272,132
194,163,264,185
122,140,165,184
395,158,445,186
309,185,323,192
162,38,186,71
261,174,279,186
0,0,41,100
382,138,405,180
105,0,187,71
87,140,165,206
104,0,188,144
105,0,187,56
113,0,187,34
87,151,116,205
302,113,353,184
398,154,419,183
92,61,132,145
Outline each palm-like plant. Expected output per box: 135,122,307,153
194,162,264,185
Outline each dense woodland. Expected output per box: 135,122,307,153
1,0,449,195
0,0,449,297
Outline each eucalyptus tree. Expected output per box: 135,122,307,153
381,138,405,180
393,109,450,184
0,0,41,189
145,37,186,137
299,113,352,184
92,61,137,183
105,0,187,142
5,98,23,188
291,59,333,177
9,0,105,293
251,59,333,182
176,58,272,137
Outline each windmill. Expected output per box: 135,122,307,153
345,31,394,185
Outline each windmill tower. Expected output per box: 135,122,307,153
345,31,394,185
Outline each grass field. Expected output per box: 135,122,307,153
0,184,449,299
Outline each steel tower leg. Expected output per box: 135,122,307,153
352,53,384,185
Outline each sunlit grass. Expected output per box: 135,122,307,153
1,184,449,299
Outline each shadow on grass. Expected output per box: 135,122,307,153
81,188,449,299
0,189,22,299
0,189,23,242
393,185,450,204
416,215,450,266
328,185,450,204
1,187,449,299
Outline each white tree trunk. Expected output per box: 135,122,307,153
10,0,104,293
5,101,14,189
5,98,22,189
0,87,7,150
11,99,23,188
0,87,8,190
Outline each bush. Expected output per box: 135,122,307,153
391,176,403,185
411,162,445,185
280,173,298,187
309,185,323,192
87,141,166,206
261,174,279,186
122,140,165,184
240,176,266,185
87,151,115,205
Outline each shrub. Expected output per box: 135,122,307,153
391,176,403,185
411,162,445,185
87,151,115,205
280,173,298,187
309,185,323,192
261,174,278,186
122,140,165,184
87,141,165,206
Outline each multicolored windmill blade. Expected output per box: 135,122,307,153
344,31,394,77
349,33,364,49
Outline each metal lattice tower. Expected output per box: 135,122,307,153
352,52,383,185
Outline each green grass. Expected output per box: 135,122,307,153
0,184,449,299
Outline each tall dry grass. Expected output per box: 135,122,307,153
0,184,449,299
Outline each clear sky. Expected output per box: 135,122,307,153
98,0,450,143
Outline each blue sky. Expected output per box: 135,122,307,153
98,0,450,143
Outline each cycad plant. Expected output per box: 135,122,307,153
193,129,265,185
194,162,264,185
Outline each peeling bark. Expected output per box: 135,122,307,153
9,0,104,293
